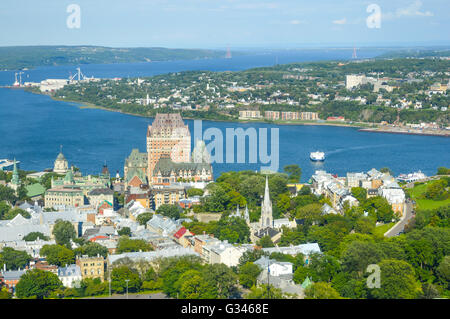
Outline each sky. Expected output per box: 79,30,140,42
0,0,448,49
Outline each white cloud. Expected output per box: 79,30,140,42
383,0,434,20
290,20,303,25
332,18,347,25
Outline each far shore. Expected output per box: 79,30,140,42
16,88,450,137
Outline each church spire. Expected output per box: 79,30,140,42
259,175,273,229
11,158,19,185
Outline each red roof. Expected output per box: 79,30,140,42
174,227,187,239
89,235,109,242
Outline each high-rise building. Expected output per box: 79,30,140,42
146,114,191,184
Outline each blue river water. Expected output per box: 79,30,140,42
0,50,449,181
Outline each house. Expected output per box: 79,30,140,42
58,264,82,288
0,268,27,293
173,227,193,248
254,256,293,276
76,255,105,282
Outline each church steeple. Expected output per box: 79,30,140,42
11,158,20,185
259,175,273,229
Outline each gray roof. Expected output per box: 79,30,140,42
262,243,321,256
1,269,27,280
88,188,115,196
107,247,199,264
58,264,81,277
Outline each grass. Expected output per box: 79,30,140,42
407,182,450,210
373,222,395,236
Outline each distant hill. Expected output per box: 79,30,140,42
0,46,230,70
378,48,450,59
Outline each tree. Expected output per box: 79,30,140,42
245,284,285,299
258,235,275,248
179,272,217,299
2,208,30,220
157,204,182,220
117,237,152,253
305,282,341,299
136,212,153,226
111,266,142,294
436,167,450,175
15,269,63,299
0,287,12,299
0,201,10,219
187,188,204,197
238,250,266,267
351,187,367,203
380,167,393,176
23,232,50,242
117,227,131,237
214,216,250,244
40,245,75,267
370,259,422,299
202,264,237,299
0,185,16,204
284,165,302,183
341,241,385,275
74,242,108,259
239,262,262,288
436,256,450,288
0,247,32,270
52,219,76,247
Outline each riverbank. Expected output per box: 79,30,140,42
359,127,450,137
31,90,369,129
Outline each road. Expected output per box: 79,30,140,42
384,200,414,238
86,292,169,299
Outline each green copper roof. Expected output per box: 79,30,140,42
11,158,20,185
26,183,46,197
301,276,312,289
64,170,75,183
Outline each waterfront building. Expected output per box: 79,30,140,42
264,111,280,121
300,112,319,121
146,113,191,184
281,111,299,121
238,110,262,119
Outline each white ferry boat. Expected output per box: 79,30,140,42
310,151,325,161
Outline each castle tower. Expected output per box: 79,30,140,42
146,114,191,184
259,175,273,229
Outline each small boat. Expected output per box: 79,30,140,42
310,151,325,161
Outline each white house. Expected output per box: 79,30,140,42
58,264,82,288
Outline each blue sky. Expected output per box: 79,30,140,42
0,0,448,48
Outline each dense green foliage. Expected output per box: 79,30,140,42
15,269,63,299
